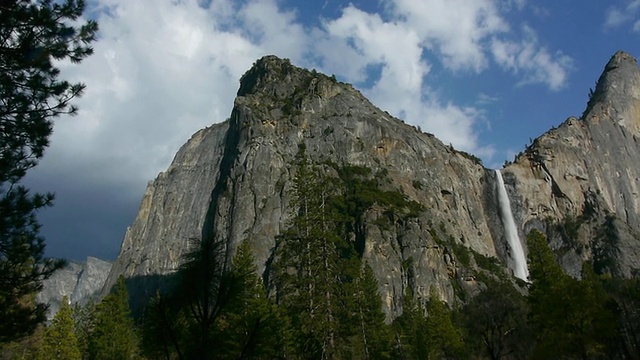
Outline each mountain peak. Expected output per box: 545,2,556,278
585,51,640,128
237,55,302,97
234,55,355,119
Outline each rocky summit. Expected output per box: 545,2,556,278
506,51,640,278
101,51,640,318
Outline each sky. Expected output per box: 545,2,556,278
22,0,640,261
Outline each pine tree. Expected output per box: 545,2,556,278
605,277,640,358
219,240,287,359
345,263,392,359
527,229,618,359
461,279,531,359
0,324,44,359
0,1,97,342
177,234,237,359
89,276,139,360
273,146,344,359
424,287,464,359
274,148,421,359
527,229,573,358
73,299,95,360
37,296,81,360
392,287,429,360
141,291,187,360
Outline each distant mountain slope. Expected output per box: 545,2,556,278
38,257,112,320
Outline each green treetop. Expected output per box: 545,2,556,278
37,296,81,360
424,287,464,359
0,0,97,342
89,276,139,360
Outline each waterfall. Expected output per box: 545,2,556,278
495,170,529,281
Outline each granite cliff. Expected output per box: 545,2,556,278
38,257,112,320
102,51,640,317
505,51,640,279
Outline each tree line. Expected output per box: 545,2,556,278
9,149,640,359
1,2,639,358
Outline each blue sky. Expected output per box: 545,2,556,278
23,0,640,260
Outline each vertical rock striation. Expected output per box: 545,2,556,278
103,51,640,317
505,51,640,277
102,57,506,317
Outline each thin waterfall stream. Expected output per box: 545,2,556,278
495,170,529,281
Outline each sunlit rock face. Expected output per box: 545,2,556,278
103,51,640,318
505,51,640,278
38,257,112,320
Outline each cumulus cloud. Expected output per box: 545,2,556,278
30,0,309,259
42,0,572,190
43,0,306,192
490,26,572,90
385,0,508,72
314,2,569,153
604,0,640,30
315,5,487,153
28,0,574,259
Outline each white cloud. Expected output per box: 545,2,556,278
43,0,306,194
385,0,508,72
26,0,583,259
314,2,568,155
316,6,488,154
319,6,427,89
490,26,572,90
38,0,572,199
605,8,627,28
238,0,307,59
604,0,640,30
476,92,499,106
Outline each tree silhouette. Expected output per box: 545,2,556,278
0,0,97,342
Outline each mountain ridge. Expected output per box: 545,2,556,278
505,50,640,278
37,256,112,320
100,51,640,316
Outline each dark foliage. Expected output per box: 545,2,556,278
0,0,97,342
461,279,531,359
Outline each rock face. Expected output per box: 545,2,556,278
38,257,112,320
103,52,640,317
505,51,640,278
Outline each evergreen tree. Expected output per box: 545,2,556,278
73,299,95,360
527,229,618,359
0,324,44,359
0,1,97,342
177,235,237,359
527,229,576,358
142,241,280,359
604,277,640,358
461,280,531,359
273,146,344,359
392,287,429,360
213,240,286,359
344,263,392,359
37,296,81,360
424,287,464,359
141,291,187,360
273,148,422,359
89,276,139,360
575,264,620,357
